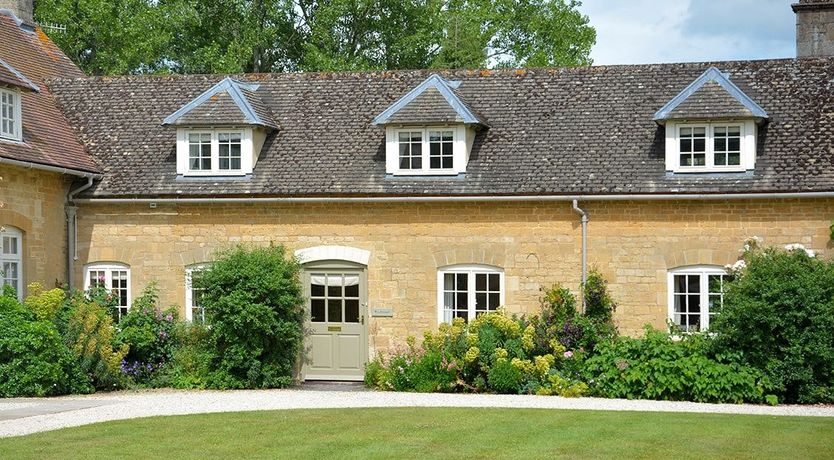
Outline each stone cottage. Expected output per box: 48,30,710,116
2,1,834,380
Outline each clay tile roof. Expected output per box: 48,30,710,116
0,11,99,174
0,58,39,91
47,59,834,198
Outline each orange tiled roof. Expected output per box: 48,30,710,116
0,12,99,173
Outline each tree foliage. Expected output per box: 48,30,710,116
35,0,595,75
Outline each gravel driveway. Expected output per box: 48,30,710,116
1,388,832,438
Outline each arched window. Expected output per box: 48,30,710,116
185,263,211,323
84,262,131,322
667,265,727,332
437,264,504,324
0,226,23,300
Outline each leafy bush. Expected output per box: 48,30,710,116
198,245,305,389
23,282,65,321
155,322,213,389
366,312,586,396
583,269,617,322
63,291,129,390
712,246,834,404
583,327,770,404
0,292,91,396
115,283,178,384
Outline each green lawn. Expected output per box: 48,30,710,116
1,408,832,459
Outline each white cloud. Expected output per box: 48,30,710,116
578,0,795,65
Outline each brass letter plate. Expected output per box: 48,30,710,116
328,326,342,332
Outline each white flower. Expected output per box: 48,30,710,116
726,259,747,272
784,243,816,258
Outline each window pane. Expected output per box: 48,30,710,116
680,154,691,167
475,292,487,311
311,277,325,297
674,275,687,294
728,152,740,166
430,157,441,169
728,137,740,152
311,299,325,322
456,273,468,291
345,299,360,323
444,273,454,291
674,294,687,313
456,292,467,308
475,273,486,291
344,275,359,297
693,127,706,135
442,157,453,169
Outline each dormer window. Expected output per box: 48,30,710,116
667,121,754,172
396,128,455,172
373,74,488,177
0,88,21,141
654,67,768,174
163,77,278,178
180,129,247,176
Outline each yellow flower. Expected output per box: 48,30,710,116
494,347,508,360
522,325,536,351
464,347,480,363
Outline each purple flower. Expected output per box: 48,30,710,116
563,351,573,359
165,313,173,322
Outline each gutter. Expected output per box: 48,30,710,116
572,200,589,312
73,191,834,204
0,156,101,179
65,177,98,290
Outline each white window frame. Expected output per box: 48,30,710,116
1,226,23,300
665,120,756,173
176,128,252,176
0,87,22,142
385,125,470,176
437,264,505,324
84,262,131,322
185,263,211,323
667,265,727,332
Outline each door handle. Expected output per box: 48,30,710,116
360,314,365,325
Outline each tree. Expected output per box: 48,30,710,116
36,0,596,75
35,0,170,75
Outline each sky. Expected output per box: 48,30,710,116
576,0,796,65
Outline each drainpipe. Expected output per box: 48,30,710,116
66,176,95,289
572,199,588,311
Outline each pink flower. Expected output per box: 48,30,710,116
563,351,573,359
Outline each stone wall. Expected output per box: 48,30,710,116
74,198,833,352
0,163,70,295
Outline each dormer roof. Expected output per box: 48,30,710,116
163,77,278,130
653,67,768,123
0,57,38,92
373,73,487,127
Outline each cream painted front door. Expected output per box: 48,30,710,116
304,267,367,381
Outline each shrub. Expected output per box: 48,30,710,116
711,246,834,404
198,245,305,389
156,322,213,389
0,292,91,396
583,327,769,404
115,283,178,384
23,282,65,321
63,291,129,390
583,269,617,322
366,312,587,396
